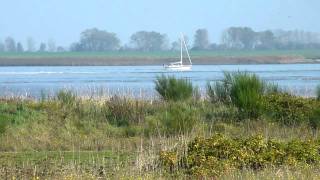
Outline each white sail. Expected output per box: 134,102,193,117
164,33,192,71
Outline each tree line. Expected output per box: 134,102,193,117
0,37,66,53
1,27,320,53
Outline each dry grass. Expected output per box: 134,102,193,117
0,91,320,179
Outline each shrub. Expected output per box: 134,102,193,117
309,108,320,130
207,81,231,103
316,85,320,101
263,93,315,126
229,72,265,119
155,75,194,101
207,72,233,103
208,72,268,119
146,102,199,135
104,96,136,126
160,134,320,178
104,96,150,126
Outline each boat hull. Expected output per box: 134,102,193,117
164,65,192,71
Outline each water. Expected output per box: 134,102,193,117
0,64,319,98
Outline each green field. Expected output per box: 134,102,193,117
0,49,320,59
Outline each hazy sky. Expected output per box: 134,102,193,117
0,0,319,47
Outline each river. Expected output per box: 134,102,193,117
0,64,319,98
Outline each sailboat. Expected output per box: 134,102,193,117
164,33,192,71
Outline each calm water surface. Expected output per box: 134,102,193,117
0,64,319,98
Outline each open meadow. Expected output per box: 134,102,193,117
1,73,320,179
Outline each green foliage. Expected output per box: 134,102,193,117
263,93,316,126
104,96,149,126
146,102,199,135
207,81,231,103
56,90,76,106
316,85,320,101
71,28,120,51
0,114,10,134
104,96,134,126
155,75,194,101
162,102,199,135
130,31,168,51
229,72,265,119
160,134,320,178
309,108,320,130
208,72,268,119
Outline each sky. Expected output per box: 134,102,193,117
0,0,319,47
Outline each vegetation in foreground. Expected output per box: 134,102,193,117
0,73,320,179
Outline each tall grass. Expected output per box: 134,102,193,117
1,74,320,179
155,75,194,101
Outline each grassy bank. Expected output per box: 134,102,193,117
1,74,320,179
1,49,320,58
0,49,319,66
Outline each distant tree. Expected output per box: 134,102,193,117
209,43,219,50
193,29,210,50
256,30,275,49
222,27,256,49
5,37,16,52
39,43,47,52
27,37,36,52
171,35,190,51
70,42,83,51
47,39,56,52
130,31,168,51
171,41,180,51
16,42,24,52
0,40,4,52
119,44,134,51
57,46,66,52
272,29,320,49
73,28,120,51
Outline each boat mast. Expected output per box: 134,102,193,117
181,33,192,65
180,34,183,64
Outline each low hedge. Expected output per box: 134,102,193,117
263,93,319,126
160,134,320,178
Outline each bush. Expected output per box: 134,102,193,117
146,102,199,135
104,96,150,126
155,75,194,101
207,72,269,119
263,93,315,126
160,134,320,178
309,108,320,130
316,85,320,101
229,72,265,119
105,96,135,126
207,81,231,104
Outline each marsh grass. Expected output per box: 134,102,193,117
1,81,320,179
